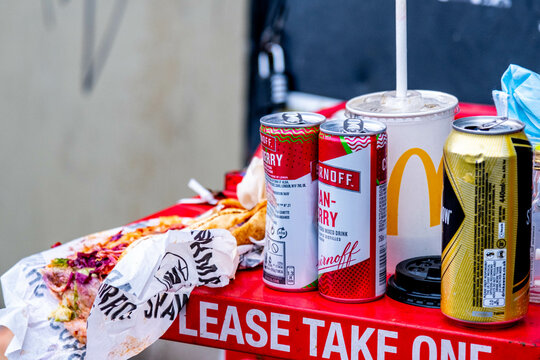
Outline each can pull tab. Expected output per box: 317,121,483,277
344,118,364,133
282,112,304,124
463,117,509,131
478,118,509,130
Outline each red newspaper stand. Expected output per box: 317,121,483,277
154,103,538,359
163,269,540,360
150,202,539,360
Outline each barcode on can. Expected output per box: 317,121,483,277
376,183,387,294
379,239,387,286
378,184,387,232
483,248,506,308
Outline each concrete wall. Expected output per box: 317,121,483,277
1,1,248,358
0,0,247,315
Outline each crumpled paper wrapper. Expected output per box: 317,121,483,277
0,220,238,360
234,157,266,269
236,157,266,210
237,238,264,270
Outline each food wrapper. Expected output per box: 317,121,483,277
0,221,238,360
236,157,266,210
237,239,264,269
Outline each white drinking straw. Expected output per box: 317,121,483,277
396,0,408,98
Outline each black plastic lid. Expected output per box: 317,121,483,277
387,256,441,308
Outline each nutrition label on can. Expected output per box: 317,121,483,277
472,160,499,307
264,177,309,220
483,248,506,308
263,174,318,289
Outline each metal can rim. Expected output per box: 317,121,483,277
260,111,326,128
320,118,386,136
452,116,525,135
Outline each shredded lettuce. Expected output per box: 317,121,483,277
50,258,69,267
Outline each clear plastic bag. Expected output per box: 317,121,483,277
531,148,540,303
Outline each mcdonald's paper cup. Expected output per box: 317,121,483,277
346,90,458,275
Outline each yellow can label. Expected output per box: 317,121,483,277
441,130,532,323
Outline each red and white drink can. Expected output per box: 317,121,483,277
261,112,326,291
318,118,387,302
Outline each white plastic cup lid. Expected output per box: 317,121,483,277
346,90,459,120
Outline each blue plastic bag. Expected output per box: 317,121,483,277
493,64,540,145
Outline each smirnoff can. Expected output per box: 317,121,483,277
318,118,387,302
442,116,532,326
261,112,326,291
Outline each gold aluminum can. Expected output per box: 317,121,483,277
441,116,532,326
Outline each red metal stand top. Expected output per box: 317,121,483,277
145,202,540,360
162,267,540,360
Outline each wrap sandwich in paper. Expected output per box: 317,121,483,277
0,220,238,360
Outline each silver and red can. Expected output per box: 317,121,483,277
441,116,532,327
261,112,326,291
318,118,387,302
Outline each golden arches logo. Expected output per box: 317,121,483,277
387,148,443,236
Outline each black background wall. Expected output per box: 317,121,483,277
246,0,540,159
